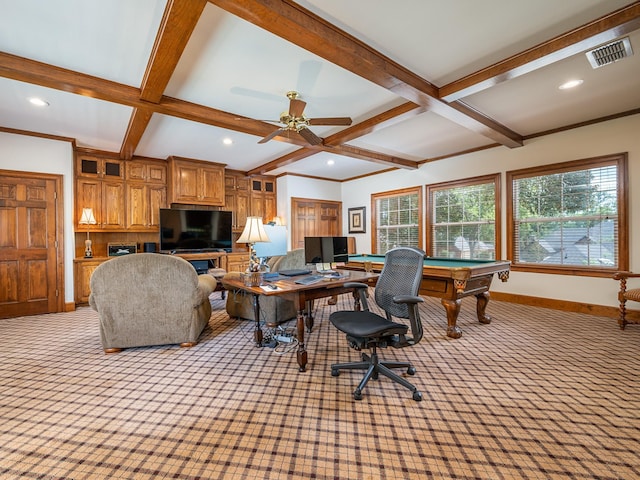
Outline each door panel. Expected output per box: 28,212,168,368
0,172,61,318
291,198,342,250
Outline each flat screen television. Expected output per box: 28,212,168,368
304,236,348,264
159,208,233,253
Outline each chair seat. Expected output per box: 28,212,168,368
623,288,640,302
330,310,408,337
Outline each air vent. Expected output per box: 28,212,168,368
586,37,633,68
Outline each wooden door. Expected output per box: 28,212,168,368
291,198,342,250
0,171,63,318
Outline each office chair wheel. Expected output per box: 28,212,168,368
354,389,363,400
412,391,423,401
407,366,416,375
331,368,340,377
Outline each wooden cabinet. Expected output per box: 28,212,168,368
75,154,126,230
125,160,167,230
125,160,166,184
74,258,106,304
76,155,123,180
168,156,225,206
224,171,250,232
226,252,250,273
250,176,276,223
76,177,126,230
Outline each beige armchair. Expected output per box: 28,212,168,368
89,253,216,353
613,271,640,329
223,249,305,326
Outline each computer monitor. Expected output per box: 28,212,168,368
304,236,348,264
253,225,287,259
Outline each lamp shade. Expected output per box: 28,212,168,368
79,208,97,225
237,217,271,244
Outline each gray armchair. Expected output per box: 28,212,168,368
89,253,216,353
223,249,305,326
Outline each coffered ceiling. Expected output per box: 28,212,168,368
1,0,639,181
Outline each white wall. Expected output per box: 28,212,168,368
337,113,640,309
0,132,75,303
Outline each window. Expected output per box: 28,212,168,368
371,187,422,254
507,153,628,276
427,174,500,259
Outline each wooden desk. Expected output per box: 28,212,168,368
222,270,379,372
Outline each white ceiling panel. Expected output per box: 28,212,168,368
135,114,300,171
462,29,640,135
269,151,390,180
348,111,496,160
165,3,402,125
0,0,166,87
294,0,634,85
0,77,132,152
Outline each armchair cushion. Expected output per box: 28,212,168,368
89,253,215,351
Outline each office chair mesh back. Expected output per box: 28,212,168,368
329,246,426,401
374,247,424,319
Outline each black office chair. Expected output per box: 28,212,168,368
329,247,425,401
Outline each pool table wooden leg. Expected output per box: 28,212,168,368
441,298,462,338
476,291,492,324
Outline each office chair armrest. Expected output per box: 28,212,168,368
343,282,371,311
393,295,424,305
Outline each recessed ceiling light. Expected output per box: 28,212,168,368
222,137,233,145
327,159,335,166
558,79,583,90
29,97,49,107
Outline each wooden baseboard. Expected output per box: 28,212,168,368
491,291,640,323
64,302,76,312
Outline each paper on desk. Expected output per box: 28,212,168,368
260,285,281,292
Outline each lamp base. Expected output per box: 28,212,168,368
84,238,93,258
241,272,263,287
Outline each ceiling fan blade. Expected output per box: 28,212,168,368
297,126,323,145
258,128,285,144
308,117,353,126
289,98,306,118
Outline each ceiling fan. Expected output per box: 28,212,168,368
258,91,352,146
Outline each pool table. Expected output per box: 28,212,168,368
345,254,510,338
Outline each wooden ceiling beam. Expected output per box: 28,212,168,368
440,2,640,102
120,0,208,159
0,51,306,143
209,0,523,148
322,102,426,146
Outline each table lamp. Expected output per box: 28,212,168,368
237,216,270,273
79,208,97,258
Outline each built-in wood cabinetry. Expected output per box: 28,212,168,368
74,258,104,304
125,160,167,231
226,252,251,273
224,170,250,232
75,154,126,230
168,156,225,206
75,154,168,232
250,176,276,223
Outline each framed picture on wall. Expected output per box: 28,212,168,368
348,206,366,234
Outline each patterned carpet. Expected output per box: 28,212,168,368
0,292,638,479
